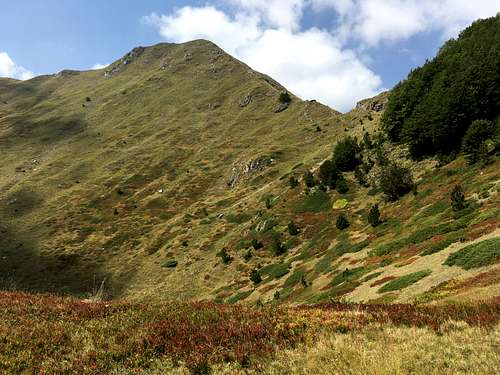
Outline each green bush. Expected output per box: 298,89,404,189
318,160,340,188
335,177,349,194
251,239,264,250
288,176,299,188
279,91,292,104
462,119,497,164
161,259,178,268
271,237,286,256
450,184,467,212
378,270,432,293
354,165,368,187
250,269,262,284
287,221,299,235
333,136,360,171
368,204,381,227
379,162,414,201
216,248,232,264
444,238,500,269
336,214,350,230
303,170,316,188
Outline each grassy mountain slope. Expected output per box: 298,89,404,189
1,40,498,305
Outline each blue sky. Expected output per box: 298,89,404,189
1,1,497,111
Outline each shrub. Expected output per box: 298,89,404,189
335,177,349,194
336,215,350,230
354,165,368,187
288,176,299,189
303,170,316,188
318,160,340,188
287,221,299,235
379,162,414,201
362,132,373,149
333,136,360,171
444,238,500,269
250,269,262,284
217,248,232,264
450,184,466,212
252,239,264,250
279,91,292,104
378,270,432,293
271,237,286,256
368,204,381,227
161,259,178,268
462,119,496,164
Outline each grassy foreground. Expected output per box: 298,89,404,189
0,292,499,374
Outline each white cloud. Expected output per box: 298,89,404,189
0,52,34,80
312,0,499,46
91,63,110,70
143,1,498,111
144,5,383,111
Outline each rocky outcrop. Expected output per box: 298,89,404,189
227,156,274,187
355,91,389,113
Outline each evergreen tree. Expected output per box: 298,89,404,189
368,204,381,227
336,176,349,194
333,136,360,171
250,268,262,284
462,119,496,165
287,221,299,235
451,184,466,212
216,248,232,264
336,214,350,230
381,15,500,157
288,175,299,189
303,170,316,188
379,163,414,201
318,160,339,188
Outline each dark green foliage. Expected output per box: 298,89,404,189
450,184,466,212
354,165,368,187
216,248,232,264
379,163,414,201
333,136,360,171
288,176,299,189
318,160,340,188
249,269,262,284
182,240,189,247
287,221,299,236
335,177,349,194
273,290,280,300
336,214,350,230
301,275,309,288
444,238,500,269
378,270,432,293
462,119,497,164
381,15,500,157
368,204,381,227
303,170,316,188
161,259,178,268
279,91,292,104
271,237,286,256
362,132,373,150
295,190,331,213
251,239,264,250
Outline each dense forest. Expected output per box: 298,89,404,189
381,14,500,159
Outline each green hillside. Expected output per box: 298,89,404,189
1,33,499,307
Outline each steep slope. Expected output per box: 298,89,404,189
0,40,345,296
1,39,498,304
